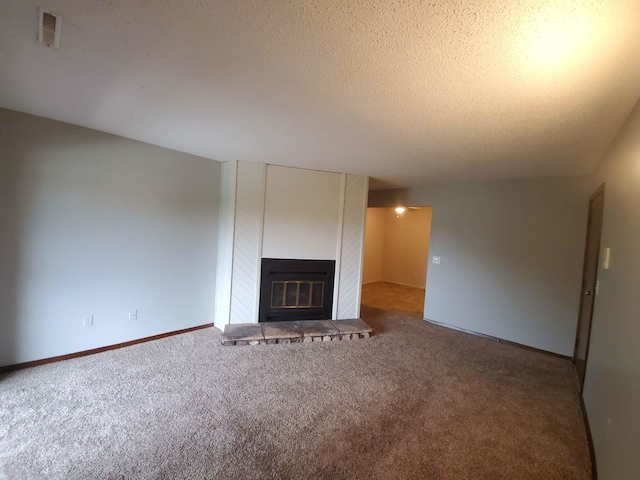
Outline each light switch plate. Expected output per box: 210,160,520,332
432,256,441,264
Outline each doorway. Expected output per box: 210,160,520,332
574,184,605,392
361,206,432,318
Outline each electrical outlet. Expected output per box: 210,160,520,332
83,316,93,327
129,309,138,321
432,256,441,265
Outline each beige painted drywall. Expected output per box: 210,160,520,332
362,208,385,284
262,165,342,260
381,208,432,289
0,108,221,367
582,99,640,480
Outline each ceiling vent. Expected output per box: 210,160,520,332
38,9,61,48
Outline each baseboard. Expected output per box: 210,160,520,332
424,318,571,360
0,323,214,373
578,394,598,479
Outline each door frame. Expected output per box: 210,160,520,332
572,183,605,391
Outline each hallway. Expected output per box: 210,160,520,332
361,281,425,318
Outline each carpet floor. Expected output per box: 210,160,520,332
0,307,591,479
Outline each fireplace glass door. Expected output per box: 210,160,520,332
259,259,335,322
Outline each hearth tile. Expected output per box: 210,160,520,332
263,322,303,340
298,320,339,337
331,318,373,335
222,323,264,342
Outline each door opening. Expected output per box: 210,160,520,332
574,184,605,393
360,206,432,318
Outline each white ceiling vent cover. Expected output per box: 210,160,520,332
38,9,61,48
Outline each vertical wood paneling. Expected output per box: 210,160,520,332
337,175,369,319
230,161,266,324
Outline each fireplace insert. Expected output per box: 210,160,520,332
259,258,335,322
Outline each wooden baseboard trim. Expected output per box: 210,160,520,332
0,323,214,373
424,318,571,360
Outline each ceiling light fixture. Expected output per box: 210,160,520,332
524,6,600,76
395,206,406,218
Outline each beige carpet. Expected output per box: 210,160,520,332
362,281,426,318
0,307,591,479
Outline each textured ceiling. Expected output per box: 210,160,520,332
1,1,639,189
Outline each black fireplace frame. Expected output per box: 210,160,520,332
259,258,335,323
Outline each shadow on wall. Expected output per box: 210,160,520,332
0,128,21,370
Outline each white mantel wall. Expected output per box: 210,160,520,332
262,166,342,260
214,161,368,328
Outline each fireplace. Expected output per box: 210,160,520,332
259,259,335,323
213,161,368,328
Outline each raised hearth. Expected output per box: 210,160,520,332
221,319,372,346
259,258,335,323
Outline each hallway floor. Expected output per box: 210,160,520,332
361,281,425,318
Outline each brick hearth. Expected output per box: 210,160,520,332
221,319,372,346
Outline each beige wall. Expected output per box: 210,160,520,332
382,208,432,288
362,208,385,284
362,207,432,289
